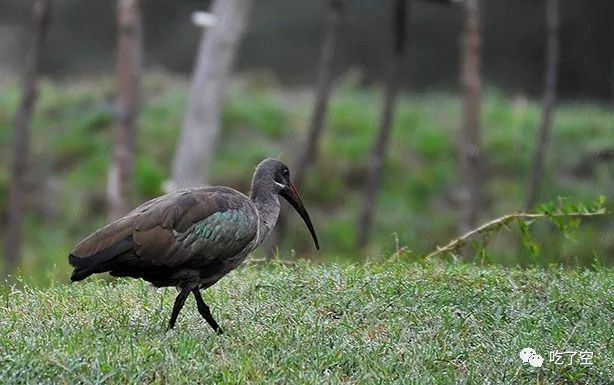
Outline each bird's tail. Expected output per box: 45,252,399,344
69,253,99,281
69,237,134,282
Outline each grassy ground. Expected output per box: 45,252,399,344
0,72,613,281
0,261,612,384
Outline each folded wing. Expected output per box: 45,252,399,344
69,187,258,282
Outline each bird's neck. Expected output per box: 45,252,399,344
251,190,280,246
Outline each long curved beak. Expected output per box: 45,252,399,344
280,183,320,249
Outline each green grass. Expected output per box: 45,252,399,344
0,261,612,384
0,73,613,282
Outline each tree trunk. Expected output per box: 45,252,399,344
169,0,253,190
267,0,344,255
3,0,50,274
458,0,482,234
524,0,559,209
356,0,408,248
108,0,142,220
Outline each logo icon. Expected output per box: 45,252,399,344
520,347,544,368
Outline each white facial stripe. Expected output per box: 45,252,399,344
274,181,285,189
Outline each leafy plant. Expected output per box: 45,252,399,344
426,196,608,261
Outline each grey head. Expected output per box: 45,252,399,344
250,158,320,249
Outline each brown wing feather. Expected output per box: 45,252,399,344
132,189,220,267
69,187,256,282
71,215,134,258
131,187,255,267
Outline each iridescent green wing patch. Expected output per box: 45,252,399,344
192,209,252,241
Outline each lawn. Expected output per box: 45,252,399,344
1,260,612,384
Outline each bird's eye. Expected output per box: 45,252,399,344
282,168,289,176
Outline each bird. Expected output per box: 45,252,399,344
68,158,319,334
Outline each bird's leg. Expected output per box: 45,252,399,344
167,286,192,330
193,289,223,334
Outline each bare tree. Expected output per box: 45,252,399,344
267,0,344,254
169,0,253,190
357,0,409,248
3,0,50,274
290,0,344,192
524,0,560,209
458,0,482,233
108,0,142,220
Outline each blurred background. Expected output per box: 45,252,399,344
1,0,613,284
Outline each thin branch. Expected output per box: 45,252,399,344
425,209,606,259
